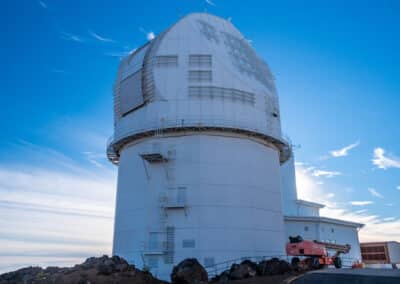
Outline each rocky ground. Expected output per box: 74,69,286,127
0,256,301,284
0,255,167,284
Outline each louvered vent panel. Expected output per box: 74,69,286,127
189,70,212,82
189,86,255,105
155,55,178,67
189,54,212,68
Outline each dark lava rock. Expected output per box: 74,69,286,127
171,258,208,284
0,255,166,284
258,258,291,276
229,260,258,280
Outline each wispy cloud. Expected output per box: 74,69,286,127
383,217,396,222
82,151,107,168
330,141,360,157
368,187,384,199
0,140,116,273
104,51,130,57
60,32,84,43
296,163,400,243
350,201,374,206
312,169,341,178
88,30,115,43
38,1,47,9
51,69,66,74
372,147,400,169
205,0,216,6
326,193,335,198
104,48,137,58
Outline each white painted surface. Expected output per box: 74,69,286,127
112,13,282,144
113,135,285,279
285,219,362,262
280,156,298,216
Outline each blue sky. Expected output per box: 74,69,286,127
1,0,399,272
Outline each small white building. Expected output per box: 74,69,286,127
280,156,363,262
107,13,363,279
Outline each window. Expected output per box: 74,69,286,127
189,55,212,68
331,228,335,233
304,226,309,232
182,239,196,248
155,55,178,67
189,70,212,82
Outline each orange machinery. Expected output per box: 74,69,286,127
286,236,351,270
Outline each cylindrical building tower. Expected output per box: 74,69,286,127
107,13,291,279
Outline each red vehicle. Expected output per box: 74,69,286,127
286,236,351,270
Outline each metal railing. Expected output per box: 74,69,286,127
106,117,291,163
204,254,359,279
109,117,287,145
205,254,289,278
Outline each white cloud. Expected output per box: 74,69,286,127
330,141,360,157
368,187,384,199
350,201,374,206
326,193,335,198
147,32,155,41
295,163,400,242
88,30,115,43
383,217,396,222
372,147,400,169
0,141,116,273
205,0,216,6
82,151,107,168
312,169,341,178
60,32,83,43
38,1,47,8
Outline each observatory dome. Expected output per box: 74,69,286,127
108,13,289,163
108,14,364,279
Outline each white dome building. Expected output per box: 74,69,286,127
107,13,363,279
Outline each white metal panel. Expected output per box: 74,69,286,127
121,45,149,80
113,135,286,280
113,13,283,145
280,155,298,216
284,220,362,262
119,70,143,115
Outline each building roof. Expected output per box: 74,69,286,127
296,199,325,209
284,215,364,228
361,241,400,245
